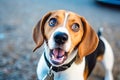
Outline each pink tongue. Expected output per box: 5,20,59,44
53,48,65,58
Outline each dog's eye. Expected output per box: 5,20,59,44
71,23,80,32
49,18,57,27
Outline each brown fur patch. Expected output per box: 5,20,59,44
66,12,84,55
84,65,89,80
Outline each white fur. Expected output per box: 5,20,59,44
54,57,85,80
37,51,85,80
37,53,49,80
63,12,69,27
100,36,114,80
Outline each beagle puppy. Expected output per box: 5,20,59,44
33,10,114,80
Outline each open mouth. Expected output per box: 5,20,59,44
50,48,67,65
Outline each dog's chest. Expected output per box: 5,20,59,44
54,59,85,80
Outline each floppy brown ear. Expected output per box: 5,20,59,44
33,12,52,52
77,17,99,62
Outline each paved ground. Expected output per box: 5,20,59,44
0,0,120,80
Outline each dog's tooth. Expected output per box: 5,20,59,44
52,55,55,59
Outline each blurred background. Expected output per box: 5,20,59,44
0,0,120,80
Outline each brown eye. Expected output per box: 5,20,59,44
71,23,80,32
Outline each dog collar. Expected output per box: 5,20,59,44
44,52,76,72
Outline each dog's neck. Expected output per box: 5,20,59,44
44,52,76,72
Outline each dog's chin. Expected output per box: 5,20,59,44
50,48,68,65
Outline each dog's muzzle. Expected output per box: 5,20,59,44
49,32,68,65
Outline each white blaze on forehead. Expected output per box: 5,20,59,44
53,11,70,33
63,12,70,27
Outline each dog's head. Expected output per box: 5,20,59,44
33,10,99,66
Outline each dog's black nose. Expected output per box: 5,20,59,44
54,32,68,44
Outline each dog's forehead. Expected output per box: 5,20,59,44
50,10,80,19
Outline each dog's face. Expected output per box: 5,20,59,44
44,11,84,66
33,10,98,66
